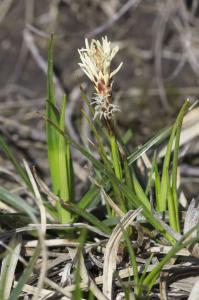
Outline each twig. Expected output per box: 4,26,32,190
0,0,13,23
87,0,141,37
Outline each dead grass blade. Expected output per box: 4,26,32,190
188,278,199,300
0,0,13,23
0,223,109,240
13,282,52,299
100,188,124,218
90,177,124,217
102,208,142,299
184,198,199,258
23,160,48,300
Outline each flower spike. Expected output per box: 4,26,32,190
78,36,122,120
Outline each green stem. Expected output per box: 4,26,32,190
109,133,126,212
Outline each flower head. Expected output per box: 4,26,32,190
78,36,122,120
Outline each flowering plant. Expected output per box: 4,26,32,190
78,36,123,120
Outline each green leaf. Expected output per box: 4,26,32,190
0,135,30,188
110,134,123,180
0,237,21,299
46,34,60,194
72,230,87,300
46,117,175,243
159,100,189,212
0,186,37,222
61,202,111,235
77,185,99,210
81,110,110,166
128,126,172,165
143,221,199,293
57,95,72,222
167,182,178,231
154,159,161,211
137,254,153,297
171,110,182,232
132,172,151,210
46,100,60,121
122,229,139,294
9,245,40,300
145,152,157,196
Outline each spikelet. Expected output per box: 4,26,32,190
78,36,122,119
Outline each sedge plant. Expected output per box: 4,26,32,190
0,34,197,299
0,35,190,239
76,36,189,242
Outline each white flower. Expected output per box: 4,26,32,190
78,36,122,120
91,94,121,120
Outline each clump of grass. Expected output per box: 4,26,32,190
0,35,198,299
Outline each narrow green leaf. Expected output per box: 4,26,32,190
0,187,37,222
66,146,75,206
154,160,161,211
81,110,110,167
9,245,40,300
0,237,21,299
0,135,30,188
137,254,153,297
167,182,179,231
46,100,60,121
46,34,60,194
145,152,157,196
159,100,189,212
72,230,87,300
118,183,175,244
77,185,99,210
132,173,151,210
110,134,122,180
61,202,111,235
109,134,126,212
122,229,139,294
128,126,172,165
58,95,71,223
171,112,182,232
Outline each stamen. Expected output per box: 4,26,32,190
78,37,122,120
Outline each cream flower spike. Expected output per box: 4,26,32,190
78,36,123,120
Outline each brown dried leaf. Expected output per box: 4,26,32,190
102,208,142,299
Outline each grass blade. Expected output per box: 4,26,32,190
61,202,111,235
132,172,151,210
46,34,60,194
128,126,172,165
171,112,183,232
159,100,189,212
0,237,21,299
9,245,40,300
58,95,72,222
143,221,199,293
77,185,99,210
46,117,175,243
154,159,161,211
0,186,37,222
102,209,141,298
0,135,30,188
110,134,122,180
